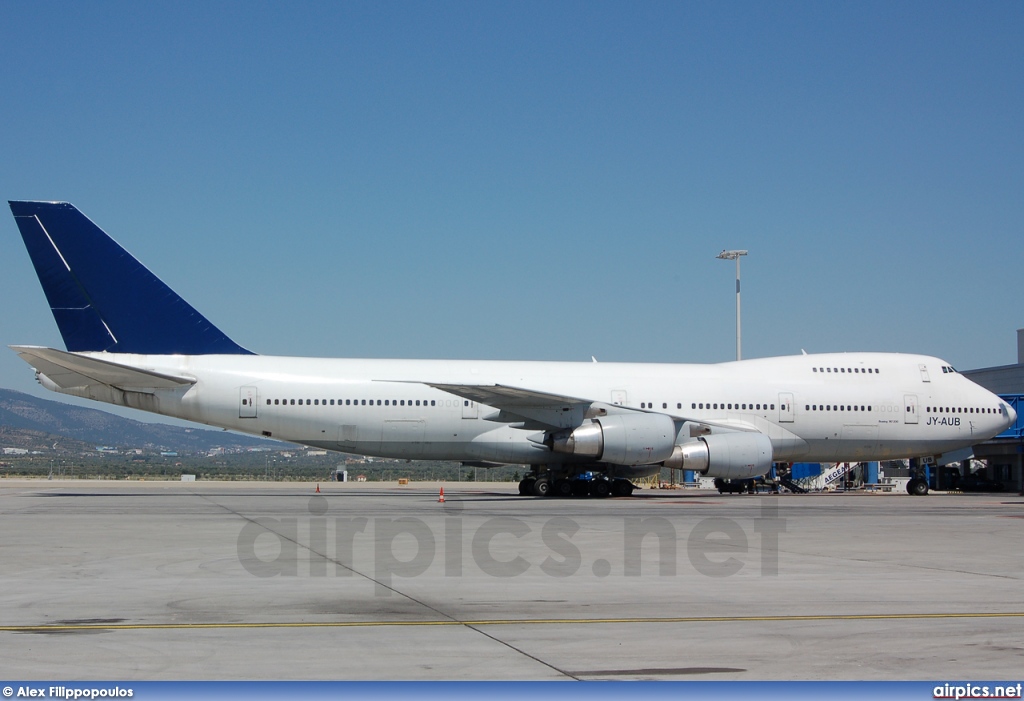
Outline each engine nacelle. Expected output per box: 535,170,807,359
663,432,773,479
551,413,677,466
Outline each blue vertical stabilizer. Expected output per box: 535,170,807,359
9,201,252,355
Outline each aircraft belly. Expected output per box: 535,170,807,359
769,435,809,462
336,421,381,454
834,425,881,460
377,420,426,458
800,436,972,462
315,418,551,464
466,426,550,464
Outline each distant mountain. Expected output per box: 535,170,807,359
0,388,285,453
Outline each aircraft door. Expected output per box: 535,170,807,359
904,394,919,424
239,386,258,419
778,392,795,423
611,390,627,406
462,400,478,419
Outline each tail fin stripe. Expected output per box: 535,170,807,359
32,213,121,348
34,215,72,271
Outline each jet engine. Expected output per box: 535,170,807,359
549,413,677,466
662,432,773,479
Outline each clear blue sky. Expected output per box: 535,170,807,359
1,1,1021,416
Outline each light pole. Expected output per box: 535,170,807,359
716,250,748,361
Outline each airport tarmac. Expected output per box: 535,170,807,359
1,479,1022,681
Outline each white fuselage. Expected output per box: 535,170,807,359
54,350,1014,467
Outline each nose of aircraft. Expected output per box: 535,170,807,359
1007,402,1018,427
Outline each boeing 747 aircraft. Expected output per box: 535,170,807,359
8,201,1016,497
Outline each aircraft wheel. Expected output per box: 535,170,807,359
518,478,535,496
611,480,633,497
552,478,574,498
907,478,929,496
532,477,550,497
590,479,611,498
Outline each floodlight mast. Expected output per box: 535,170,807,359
716,249,748,361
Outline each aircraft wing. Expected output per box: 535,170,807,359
11,345,195,391
423,382,626,430
426,383,588,409
422,382,758,435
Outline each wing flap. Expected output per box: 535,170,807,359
11,345,195,391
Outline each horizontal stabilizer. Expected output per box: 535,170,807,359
11,345,195,391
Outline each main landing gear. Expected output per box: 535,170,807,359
517,472,635,498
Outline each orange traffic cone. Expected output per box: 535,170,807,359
438,487,445,503
316,483,320,493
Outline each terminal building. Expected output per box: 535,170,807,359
961,329,1024,493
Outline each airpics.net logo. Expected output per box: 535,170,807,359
235,497,787,595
